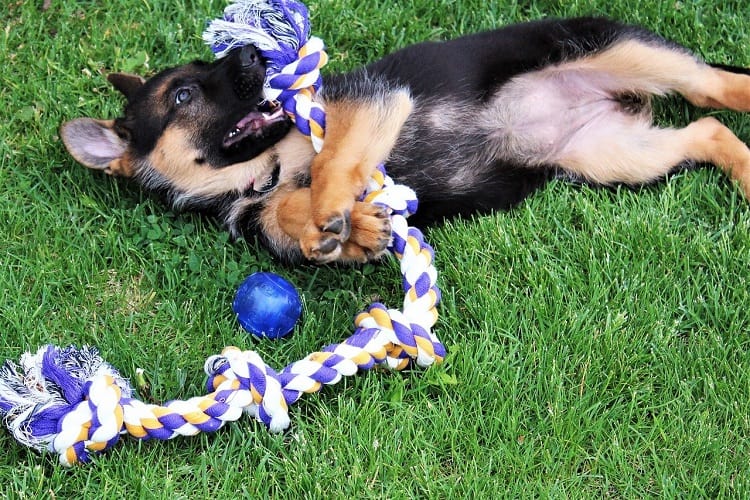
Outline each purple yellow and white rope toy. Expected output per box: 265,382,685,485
0,0,444,466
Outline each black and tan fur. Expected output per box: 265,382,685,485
61,18,750,264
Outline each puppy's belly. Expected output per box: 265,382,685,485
483,67,648,166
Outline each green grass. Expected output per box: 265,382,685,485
2,0,750,497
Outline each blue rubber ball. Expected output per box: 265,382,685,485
233,272,302,339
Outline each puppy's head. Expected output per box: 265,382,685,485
61,45,295,213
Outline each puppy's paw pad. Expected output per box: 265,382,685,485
315,236,340,256
301,228,343,264
320,210,351,240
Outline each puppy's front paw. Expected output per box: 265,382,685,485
300,203,392,264
300,228,344,265
319,210,351,241
300,210,351,264
346,204,392,261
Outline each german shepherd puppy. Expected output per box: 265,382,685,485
61,17,750,264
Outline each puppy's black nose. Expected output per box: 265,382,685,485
239,45,259,68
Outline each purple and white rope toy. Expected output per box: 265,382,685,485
0,0,444,466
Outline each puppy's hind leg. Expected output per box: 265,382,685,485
555,116,750,196
558,38,750,194
574,38,750,112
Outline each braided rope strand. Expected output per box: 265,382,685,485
265,37,327,152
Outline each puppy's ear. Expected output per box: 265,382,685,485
59,118,135,177
107,73,145,100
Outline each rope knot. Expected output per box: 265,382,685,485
53,374,126,466
0,345,131,465
205,347,290,432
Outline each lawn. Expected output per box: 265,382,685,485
2,0,750,497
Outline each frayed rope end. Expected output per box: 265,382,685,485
203,0,311,67
0,345,130,454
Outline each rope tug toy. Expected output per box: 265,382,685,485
0,0,444,466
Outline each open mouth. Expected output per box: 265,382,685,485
222,101,287,149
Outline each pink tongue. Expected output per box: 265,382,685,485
236,112,263,130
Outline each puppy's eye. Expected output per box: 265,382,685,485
175,88,192,105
